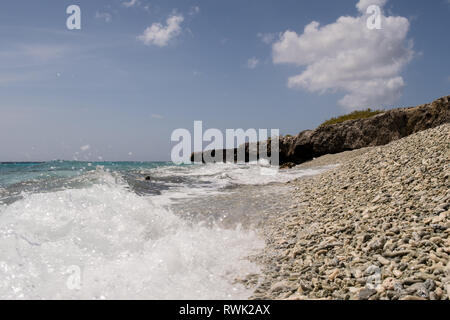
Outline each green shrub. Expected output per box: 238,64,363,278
320,109,384,127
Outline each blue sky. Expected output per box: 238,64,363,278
0,0,449,161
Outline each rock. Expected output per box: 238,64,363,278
368,237,386,251
435,287,443,299
269,281,291,293
280,162,296,169
352,268,363,279
362,233,372,243
393,270,403,278
299,281,313,293
399,295,427,301
393,283,404,293
248,121,450,300
365,265,381,275
382,277,397,291
348,287,360,294
191,96,450,165
406,282,430,299
359,288,377,300
328,269,340,281
377,255,390,266
287,293,308,300
424,279,436,291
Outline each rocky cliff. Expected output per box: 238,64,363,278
191,95,450,166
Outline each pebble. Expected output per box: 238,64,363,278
328,269,340,281
393,270,403,278
382,277,397,291
377,256,390,266
358,288,377,300
400,295,427,301
249,124,450,300
269,281,290,293
366,265,381,275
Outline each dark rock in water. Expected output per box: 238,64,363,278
190,95,450,165
145,176,151,181
280,162,296,169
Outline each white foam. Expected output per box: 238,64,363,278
0,172,263,299
150,163,336,202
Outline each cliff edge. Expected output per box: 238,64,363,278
191,95,450,166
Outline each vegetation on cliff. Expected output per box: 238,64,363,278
320,109,384,127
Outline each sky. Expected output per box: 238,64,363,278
0,0,449,161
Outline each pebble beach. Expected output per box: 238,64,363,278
249,124,450,300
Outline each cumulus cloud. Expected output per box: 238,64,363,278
247,57,260,69
272,0,414,109
138,15,184,47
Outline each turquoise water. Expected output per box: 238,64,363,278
0,161,171,188
0,161,178,205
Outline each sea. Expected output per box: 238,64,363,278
0,161,330,299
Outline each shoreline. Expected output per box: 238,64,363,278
249,124,449,300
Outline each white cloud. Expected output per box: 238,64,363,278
95,12,112,23
257,32,277,44
247,57,260,69
122,0,139,8
138,15,184,47
272,0,414,109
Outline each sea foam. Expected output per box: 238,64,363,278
0,171,263,299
